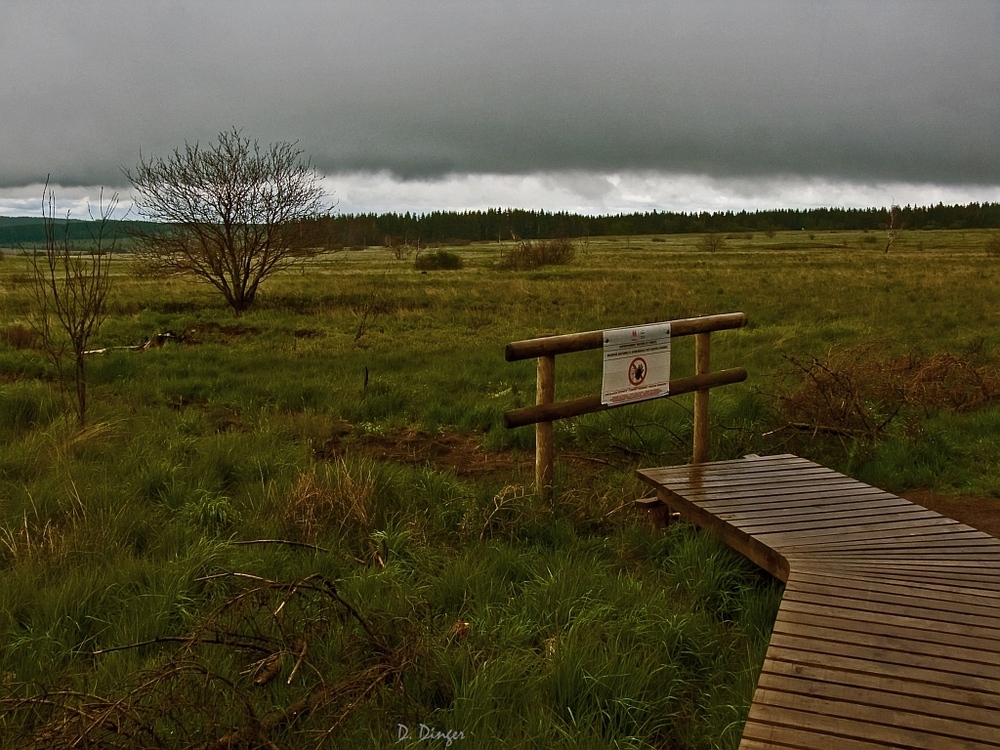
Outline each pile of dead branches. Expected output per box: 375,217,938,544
2,573,403,749
773,342,1000,441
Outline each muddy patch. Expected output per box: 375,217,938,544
345,430,616,485
353,429,529,477
902,489,1000,538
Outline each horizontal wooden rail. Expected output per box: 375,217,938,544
505,311,748,362
504,311,748,498
503,367,748,428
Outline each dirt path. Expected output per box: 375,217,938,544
902,490,1000,538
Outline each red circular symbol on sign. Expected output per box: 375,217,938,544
628,357,647,386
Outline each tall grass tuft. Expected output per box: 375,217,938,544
282,458,378,541
0,384,60,438
415,249,464,270
498,239,575,270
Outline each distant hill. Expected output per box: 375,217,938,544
0,217,158,248
2,201,999,249
0,216,58,246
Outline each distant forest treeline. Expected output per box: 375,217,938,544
3,202,1000,248
0,216,157,247
302,203,1000,247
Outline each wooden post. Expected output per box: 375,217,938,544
536,355,555,501
503,313,749,477
635,496,671,529
693,332,711,464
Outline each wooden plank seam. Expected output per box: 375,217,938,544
637,454,1000,750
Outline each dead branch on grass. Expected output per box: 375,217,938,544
229,538,332,554
8,572,399,749
773,343,1000,441
84,331,183,355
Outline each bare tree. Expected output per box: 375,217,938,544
700,232,726,252
29,181,118,426
884,204,900,253
125,129,326,314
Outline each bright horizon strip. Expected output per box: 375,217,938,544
2,171,1000,221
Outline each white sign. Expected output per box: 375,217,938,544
601,323,671,406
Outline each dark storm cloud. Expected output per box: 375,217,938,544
2,1,998,189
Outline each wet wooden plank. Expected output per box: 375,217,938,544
760,657,1000,712
746,694,1000,748
637,454,1000,749
823,570,1000,599
789,570,1000,619
783,532,999,554
776,592,1000,641
684,482,891,504
708,496,915,519
745,510,948,536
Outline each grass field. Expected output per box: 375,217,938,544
1,229,999,747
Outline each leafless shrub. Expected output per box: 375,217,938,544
384,235,416,260
902,350,1000,412
352,269,392,342
884,203,901,253
774,342,1000,440
125,129,325,315
699,233,726,252
29,181,117,426
497,238,575,270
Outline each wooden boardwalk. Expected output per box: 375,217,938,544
637,453,1000,750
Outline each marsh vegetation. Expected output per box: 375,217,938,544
1,229,999,747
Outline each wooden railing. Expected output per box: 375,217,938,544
503,312,748,498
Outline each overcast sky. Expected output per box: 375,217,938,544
2,1,999,218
